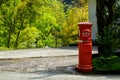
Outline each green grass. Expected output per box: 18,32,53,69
92,56,120,73
0,47,13,51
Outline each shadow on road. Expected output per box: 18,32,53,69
30,65,78,79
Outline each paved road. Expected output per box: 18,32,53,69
0,46,120,80
0,71,120,80
0,46,98,59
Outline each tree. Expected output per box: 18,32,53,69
14,0,39,48
96,0,116,32
18,27,39,48
34,0,65,47
96,0,119,54
60,0,88,46
0,0,89,49
0,0,17,48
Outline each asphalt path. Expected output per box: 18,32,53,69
0,46,120,80
0,71,120,80
0,46,98,59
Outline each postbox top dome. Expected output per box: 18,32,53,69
78,22,92,26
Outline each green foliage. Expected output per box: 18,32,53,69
18,27,39,48
113,0,120,47
0,47,10,51
60,1,88,46
34,0,65,47
94,0,120,73
113,0,120,25
97,25,119,57
0,0,88,49
96,0,120,56
93,56,120,72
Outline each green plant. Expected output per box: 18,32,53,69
93,56,120,72
0,47,14,50
0,47,9,50
97,25,119,57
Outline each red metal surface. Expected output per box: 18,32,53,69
76,22,93,73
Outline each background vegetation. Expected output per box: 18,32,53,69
96,0,120,54
0,0,88,49
94,0,120,73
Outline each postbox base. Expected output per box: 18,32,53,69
76,65,92,73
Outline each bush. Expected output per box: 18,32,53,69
93,56,120,72
0,47,10,51
97,25,119,57
94,24,120,73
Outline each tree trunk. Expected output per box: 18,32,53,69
7,26,12,48
14,20,23,48
8,0,16,48
96,0,116,54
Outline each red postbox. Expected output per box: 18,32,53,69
76,22,93,73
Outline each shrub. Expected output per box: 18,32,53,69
97,25,119,57
0,47,10,50
93,56,120,72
